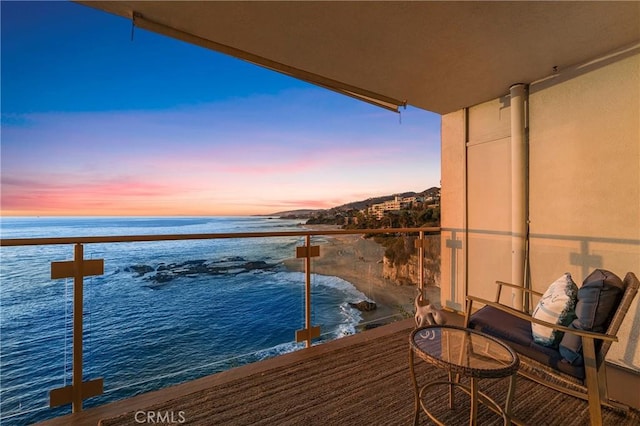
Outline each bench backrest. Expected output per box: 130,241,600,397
600,272,639,361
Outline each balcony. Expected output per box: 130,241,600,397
2,223,639,425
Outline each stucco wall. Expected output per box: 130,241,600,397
528,51,640,369
440,48,640,370
466,98,513,304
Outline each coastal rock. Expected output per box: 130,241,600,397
153,272,176,283
349,300,377,312
382,237,440,286
125,264,155,276
242,261,272,270
128,258,279,285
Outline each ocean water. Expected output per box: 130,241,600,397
0,216,372,424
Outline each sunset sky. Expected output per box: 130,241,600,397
1,1,441,217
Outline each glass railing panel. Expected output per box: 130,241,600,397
303,230,442,333
307,231,401,333
0,245,75,424
355,231,442,325
80,236,310,407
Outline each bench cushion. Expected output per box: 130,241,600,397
559,269,624,365
531,273,578,347
469,305,585,380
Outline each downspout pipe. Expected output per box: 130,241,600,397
510,83,528,310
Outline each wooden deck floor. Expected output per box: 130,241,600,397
37,315,639,426
37,319,419,426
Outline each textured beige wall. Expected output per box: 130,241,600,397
440,49,639,370
467,99,513,303
528,51,640,369
440,98,515,307
441,97,515,306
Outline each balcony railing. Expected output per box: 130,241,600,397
0,226,439,424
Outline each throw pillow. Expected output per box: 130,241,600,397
559,269,624,365
531,273,578,347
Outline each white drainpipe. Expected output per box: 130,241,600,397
510,83,528,309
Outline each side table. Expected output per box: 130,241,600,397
409,325,520,425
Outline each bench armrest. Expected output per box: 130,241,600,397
495,280,544,298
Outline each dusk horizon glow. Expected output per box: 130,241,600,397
1,1,441,217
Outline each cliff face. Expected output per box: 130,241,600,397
382,237,441,287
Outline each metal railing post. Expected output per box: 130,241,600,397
49,244,104,411
304,235,313,347
419,231,425,291
414,231,427,295
72,243,84,412
295,234,321,347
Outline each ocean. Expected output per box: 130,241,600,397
0,216,372,424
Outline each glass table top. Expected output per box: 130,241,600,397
410,325,519,378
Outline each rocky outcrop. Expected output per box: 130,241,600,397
382,237,441,286
125,257,278,285
349,301,377,312
127,264,155,276
382,254,440,286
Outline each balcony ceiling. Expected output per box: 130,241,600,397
77,1,640,114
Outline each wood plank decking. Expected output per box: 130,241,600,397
39,318,639,426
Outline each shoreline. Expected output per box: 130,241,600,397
282,225,441,328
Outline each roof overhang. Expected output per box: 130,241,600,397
76,1,640,114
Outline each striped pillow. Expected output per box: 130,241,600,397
531,273,578,347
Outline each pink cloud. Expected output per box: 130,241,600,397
1,175,183,215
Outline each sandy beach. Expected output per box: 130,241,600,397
283,225,442,328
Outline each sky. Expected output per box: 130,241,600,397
1,1,441,217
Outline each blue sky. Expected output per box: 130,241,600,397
1,1,441,216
